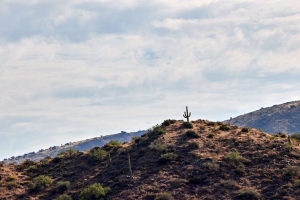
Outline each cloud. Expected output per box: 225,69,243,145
1,0,300,159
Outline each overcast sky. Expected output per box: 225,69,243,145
1,0,300,160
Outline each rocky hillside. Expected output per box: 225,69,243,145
1,119,300,200
224,101,300,134
3,130,146,164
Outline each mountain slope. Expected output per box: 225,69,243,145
224,101,300,134
3,130,146,164
2,119,300,200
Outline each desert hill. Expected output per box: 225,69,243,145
3,130,146,164
1,119,300,199
224,101,300,134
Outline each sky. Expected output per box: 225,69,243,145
1,0,300,160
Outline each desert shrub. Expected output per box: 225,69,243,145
132,136,141,143
207,133,214,138
148,125,166,139
224,151,250,175
55,181,70,193
202,162,219,173
6,181,19,188
79,183,110,200
66,149,76,154
284,166,300,178
276,132,287,138
162,119,176,126
27,164,38,172
241,127,250,132
31,175,52,192
220,179,238,189
89,148,107,163
291,133,300,140
155,193,174,200
183,122,193,129
104,140,122,149
207,121,217,127
219,124,230,131
159,153,178,164
171,178,187,188
294,180,300,188
185,130,200,138
149,140,166,152
235,189,261,200
188,142,199,149
52,156,63,163
55,194,73,200
6,174,17,181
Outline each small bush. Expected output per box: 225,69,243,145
207,122,217,127
291,133,300,140
104,140,122,149
66,149,76,154
188,142,199,149
183,122,193,129
149,140,166,152
27,164,38,172
31,175,52,192
241,127,250,132
55,181,70,193
89,148,108,163
185,130,200,138
219,124,230,131
55,194,73,200
79,183,110,200
276,132,287,138
224,151,250,175
162,119,176,126
235,189,261,200
52,156,63,163
202,162,219,173
155,193,174,200
220,179,238,189
207,133,214,138
284,166,300,178
148,125,166,139
294,180,300,188
159,153,178,164
132,136,141,143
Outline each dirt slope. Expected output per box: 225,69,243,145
224,101,300,134
2,119,300,200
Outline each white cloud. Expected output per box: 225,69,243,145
1,0,300,159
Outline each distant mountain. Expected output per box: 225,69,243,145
224,101,300,134
3,130,146,164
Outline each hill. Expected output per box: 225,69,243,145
224,101,300,134
1,119,300,199
3,130,146,164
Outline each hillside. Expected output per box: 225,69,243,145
224,101,300,134
3,130,146,164
1,119,300,199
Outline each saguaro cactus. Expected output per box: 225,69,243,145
183,106,191,122
128,153,133,180
288,135,293,151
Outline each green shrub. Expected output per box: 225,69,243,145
241,127,250,132
104,140,122,149
132,136,141,143
219,124,230,131
52,156,63,163
185,130,200,138
89,148,108,163
162,119,176,126
66,149,76,154
27,165,38,172
202,162,219,173
79,183,110,200
220,179,238,189
155,193,174,200
291,133,300,140
294,180,300,188
31,175,52,191
188,142,199,149
183,122,193,129
55,181,70,193
235,189,261,200
148,125,166,139
149,140,166,151
55,194,73,200
159,153,178,164
284,166,300,178
224,151,250,175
